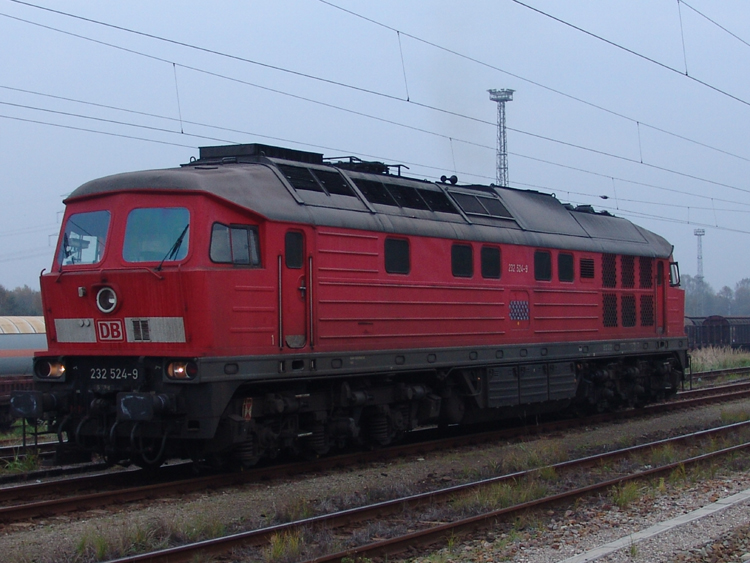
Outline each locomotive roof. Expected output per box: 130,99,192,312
68,143,673,258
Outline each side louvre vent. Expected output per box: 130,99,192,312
580,258,595,279
132,320,151,341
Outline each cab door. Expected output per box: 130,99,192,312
281,230,310,349
655,261,665,334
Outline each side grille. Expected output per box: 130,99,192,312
132,320,151,341
603,293,618,327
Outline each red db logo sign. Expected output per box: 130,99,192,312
97,320,124,341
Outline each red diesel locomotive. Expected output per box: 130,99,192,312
13,143,687,467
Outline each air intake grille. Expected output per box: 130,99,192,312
602,254,617,288
580,258,595,279
603,293,618,327
132,320,151,341
622,295,636,327
640,257,653,289
640,295,655,327
621,256,635,288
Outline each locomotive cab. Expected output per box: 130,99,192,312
15,186,271,465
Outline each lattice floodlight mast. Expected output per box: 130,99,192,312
488,88,514,187
694,228,705,281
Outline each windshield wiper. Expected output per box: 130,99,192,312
156,224,189,271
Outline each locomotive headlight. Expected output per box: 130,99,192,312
96,286,118,314
36,360,66,379
167,360,198,380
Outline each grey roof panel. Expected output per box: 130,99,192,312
493,187,589,237
572,211,648,244
66,159,674,259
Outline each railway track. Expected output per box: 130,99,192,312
688,365,750,384
0,378,748,528
102,419,750,563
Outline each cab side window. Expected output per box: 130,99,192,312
481,246,501,279
558,253,574,282
451,244,473,277
534,250,552,281
210,223,261,266
385,238,410,274
285,231,304,269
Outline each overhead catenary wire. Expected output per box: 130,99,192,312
6,86,750,212
676,0,690,75
509,0,750,109
9,78,750,201
6,0,750,169
4,0,750,211
1,1,750,243
679,0,750,51
5,74,750,214
315,0,750,165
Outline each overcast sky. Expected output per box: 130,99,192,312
1,0,749,291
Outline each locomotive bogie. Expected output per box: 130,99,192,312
15,143,688,467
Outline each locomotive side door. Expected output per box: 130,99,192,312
655,261,665,334
280,230,310,349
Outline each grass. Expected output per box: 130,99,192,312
75,515,226,562
272,497,314,523
689,346,750,373
452,477,549,515
0,420,25,441
628,536,638,559
264,530,304,563
1,451,39,473
648,443,679,467
611,481,642,508
720,407,750,424
495,441,567,474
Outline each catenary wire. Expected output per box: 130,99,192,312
4,3,750,225
316,0,750,165
5,91,750,214
4,34,750,204
0,113,196,148
4,1,750,204
7,0,750,167
679,0,750,50
11,79,747,200
509,0,750,109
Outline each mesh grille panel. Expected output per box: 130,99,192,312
621,256,635,288
640,257,653,289
603,254,617,288
603,293,618,327
622,295,636,327
640,295,655,326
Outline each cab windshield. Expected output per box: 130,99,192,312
58,210,110,266
123,207,190,263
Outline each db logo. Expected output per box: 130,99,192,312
97,320,124,341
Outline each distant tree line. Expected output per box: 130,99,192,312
0,285,43,316
683,275,750,317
